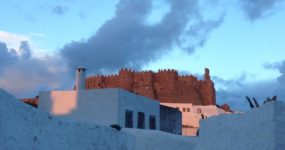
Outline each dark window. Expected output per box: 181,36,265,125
149,116,156,130
187,108,190,112
137,112,145,129
125,110,133,128
201,114,205,119
183,107,186,112
197,108,202,114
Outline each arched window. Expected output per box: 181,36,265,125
197,108,202,114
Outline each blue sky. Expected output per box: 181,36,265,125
0,0,285,111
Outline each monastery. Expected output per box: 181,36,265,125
85,68,215,105
22,67,231,136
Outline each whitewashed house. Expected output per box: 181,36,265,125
161,103,230,136
39,68,161,130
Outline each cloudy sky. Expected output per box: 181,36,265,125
0,0,284,111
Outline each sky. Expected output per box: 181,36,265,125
0,0,285,111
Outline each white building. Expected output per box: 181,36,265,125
39,68,160,130
161,103,230,136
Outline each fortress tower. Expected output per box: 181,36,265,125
118,68,135,91
134,71,155,99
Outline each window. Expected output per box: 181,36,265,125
149,116,156,130
197,108,202,114
183,107,186,112
125,110,133,128
137,112,145,129
187,108,190,112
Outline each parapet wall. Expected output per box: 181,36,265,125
197,102,285,150
86,68,216,105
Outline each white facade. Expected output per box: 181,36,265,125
161,103,229,136
39,88,160,130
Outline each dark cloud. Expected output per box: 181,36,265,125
19,41,32,59
52,5,68,15
270,61,285,97
0,41,71,98
214,61,285,111
0,42,18,70
239,0,284,21
215,79,279,111
60,0,224,74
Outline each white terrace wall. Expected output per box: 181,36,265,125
39,89,119,126
0,89,134,150
197,102,285,150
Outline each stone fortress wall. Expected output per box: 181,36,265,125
85,68,216,105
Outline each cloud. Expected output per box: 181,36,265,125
60,0,224,74
0,41,71,98
0,42,18,70
215,79,279,111
19,41,32,59
52,6,68,15
214,61,285,111
268,60,285,95
0,31,31,53
239,0,284,21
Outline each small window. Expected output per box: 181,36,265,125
183,108,186,112
149,116,156,130
137,112,145,129
187,108,190,112
197,108,202,114
125,110,133,128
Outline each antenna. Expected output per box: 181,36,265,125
245,96,254,108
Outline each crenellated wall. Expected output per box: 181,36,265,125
85,68,216,105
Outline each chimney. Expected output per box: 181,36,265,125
75,67,87,91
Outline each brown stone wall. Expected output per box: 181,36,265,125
85,68,216,105
21,96,39,108
133,71,155,99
